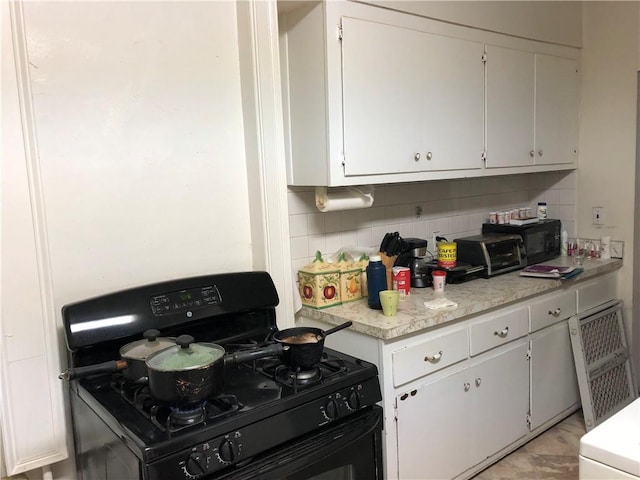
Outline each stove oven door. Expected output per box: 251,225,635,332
215,405,383,480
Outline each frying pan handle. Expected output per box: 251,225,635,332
323,321,353,337
224,343,284,366
58,359,127,381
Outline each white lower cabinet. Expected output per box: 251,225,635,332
529,320,580,430
396,341,529,480
301,272,619,480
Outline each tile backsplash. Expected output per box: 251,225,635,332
288,171,576,271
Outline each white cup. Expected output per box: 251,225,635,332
432,270,446,292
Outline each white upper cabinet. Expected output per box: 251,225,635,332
486,46,536,168
280,1,580,186
281,2,484,186
341,17,484,177
485,45,579,170
535,53,580,166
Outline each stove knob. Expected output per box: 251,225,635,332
347,390,361,410
185,452,207,477
218,439,238,463
325,399,339,419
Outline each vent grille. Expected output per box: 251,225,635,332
569,300,637,431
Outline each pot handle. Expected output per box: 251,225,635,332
323,321,353,337
58,359,127,381
224,343,284,366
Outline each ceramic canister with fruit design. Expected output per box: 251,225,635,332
297,251,341,309
355,253,369,297
336,252,362,304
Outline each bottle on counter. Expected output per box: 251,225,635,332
537,202,548,219
561,230,568,256
366,255,386,310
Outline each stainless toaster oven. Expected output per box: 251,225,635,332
454,234,526,277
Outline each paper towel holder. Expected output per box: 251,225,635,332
315,185,375,212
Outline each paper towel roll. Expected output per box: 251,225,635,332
315,185,375,212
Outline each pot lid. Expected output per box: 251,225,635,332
120,329,175,360
145,335,225,371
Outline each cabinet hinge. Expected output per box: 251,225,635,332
481,52,487,64
394,405,398,421
481,151,487,162
526,413,531,428
526,349,532,360
338,26,343,41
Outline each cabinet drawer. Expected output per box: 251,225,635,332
529,289,576,332
469,306,528,356
392,328,468,387
576,274,617,313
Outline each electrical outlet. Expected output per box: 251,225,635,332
592,207,604,225
432,231,440,249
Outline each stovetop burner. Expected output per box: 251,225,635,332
256,354,349,391
111,376,243,433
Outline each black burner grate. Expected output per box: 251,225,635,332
111,376,242,434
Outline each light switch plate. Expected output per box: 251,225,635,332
611,240,624,259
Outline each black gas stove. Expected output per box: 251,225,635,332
62,272,383,480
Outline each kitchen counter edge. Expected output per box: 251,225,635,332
295,258,622,340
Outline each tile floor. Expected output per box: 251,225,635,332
472,410,586,480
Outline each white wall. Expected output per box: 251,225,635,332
25,1,254,305
3,2,258,478
579,2,639,350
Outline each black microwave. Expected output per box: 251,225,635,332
482,219,561,265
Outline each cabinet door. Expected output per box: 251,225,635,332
341,17,484,176
396,367,472,480
470,342,529,464
534,54,579,165
485,45,535,168
530,321,580,430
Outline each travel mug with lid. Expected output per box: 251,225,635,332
366,255,386,309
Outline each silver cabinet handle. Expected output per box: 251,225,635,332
426,151,433,160
424,351,443,363
548,308,561,317
475,377,481,387
414,153,421,161
493,327,509,338
464,383,470,392
538,149,544,156
530,150,535,157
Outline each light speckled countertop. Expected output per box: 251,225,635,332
296,257,622,340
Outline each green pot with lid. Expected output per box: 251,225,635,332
145,334,284,405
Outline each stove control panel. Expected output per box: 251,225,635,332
178,431,244,479
321,383,368,421
149,376,382,479
150,285,221,316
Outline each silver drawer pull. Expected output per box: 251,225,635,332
548,308,561,317
424,351,443,363
493,327,509,338
475,377,482,387
464,382,471,392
